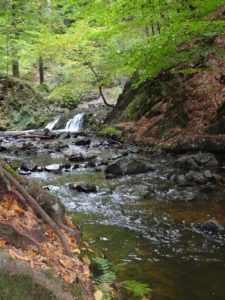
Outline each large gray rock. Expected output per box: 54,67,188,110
105,157,154,176
202,220,224,232
176,152,218,169
185,170,207,184
21,161,37,172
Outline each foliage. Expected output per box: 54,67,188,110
0,0,224,104
92,257,116,285
98,127,119,137
121,280,152,298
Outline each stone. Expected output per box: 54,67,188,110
105,157,154,176
85,161,95,168
68,154,84,162
177,174,187,186
69,184,97,193
203,170,213,180
74,137,91,146
212,173,225,183
21,161,37,172
202,220,224,232
45,164,62,172
62,163,71,170
95,165,107,172
176,152,218,169
185,170,207,184
19,170,31,176
90,140,102,147
127,145,140,154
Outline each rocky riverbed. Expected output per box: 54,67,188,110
1,129,225,300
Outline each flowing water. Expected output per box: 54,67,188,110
1,137,225,300
45,114,62,130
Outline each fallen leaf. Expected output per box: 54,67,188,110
83,241,90,248
0,239,6,247
59,258,71,268
72,248,81,255
63,272,76,283
83,265,91,279
82,255,91,266
94,290,103,300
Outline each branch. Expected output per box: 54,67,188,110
86,61,115,108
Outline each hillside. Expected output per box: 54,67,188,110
106,31,225,152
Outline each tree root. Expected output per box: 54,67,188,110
0,165,72,257
0,221,42,254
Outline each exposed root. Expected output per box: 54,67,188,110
0,165,72,257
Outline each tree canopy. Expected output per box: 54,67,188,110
0,0,224,104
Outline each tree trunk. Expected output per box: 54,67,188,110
12,60,19,77
39,57,44,84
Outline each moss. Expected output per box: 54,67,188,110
0,272,55,300
1,161,18,178
98,126,121,138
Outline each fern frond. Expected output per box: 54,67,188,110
121,280,152,297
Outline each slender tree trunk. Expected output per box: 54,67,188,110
86,61,114,108
39,57,44,84
12,59,19,77
157,21,161,33
145,25,150,37
151,20,155,35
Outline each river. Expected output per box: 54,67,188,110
1,131,225,300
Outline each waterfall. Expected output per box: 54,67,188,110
45,114,62,130
63,112,86,132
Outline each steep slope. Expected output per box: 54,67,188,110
0,77,50,131
106,32,225,152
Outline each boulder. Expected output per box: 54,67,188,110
176,152,218,169
185,170,207,184
21,161,37,172
202,220,224,232
212,173,225,183
105,157,154,176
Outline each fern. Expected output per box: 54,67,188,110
121,280,152,297
92,257,116,285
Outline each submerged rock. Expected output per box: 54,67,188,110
105,157,154,176
69,184,97,193
68,154,84,162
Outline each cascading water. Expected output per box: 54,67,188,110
45,114,62,130
63,112,86,132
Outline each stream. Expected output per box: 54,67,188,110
1,121,225,300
